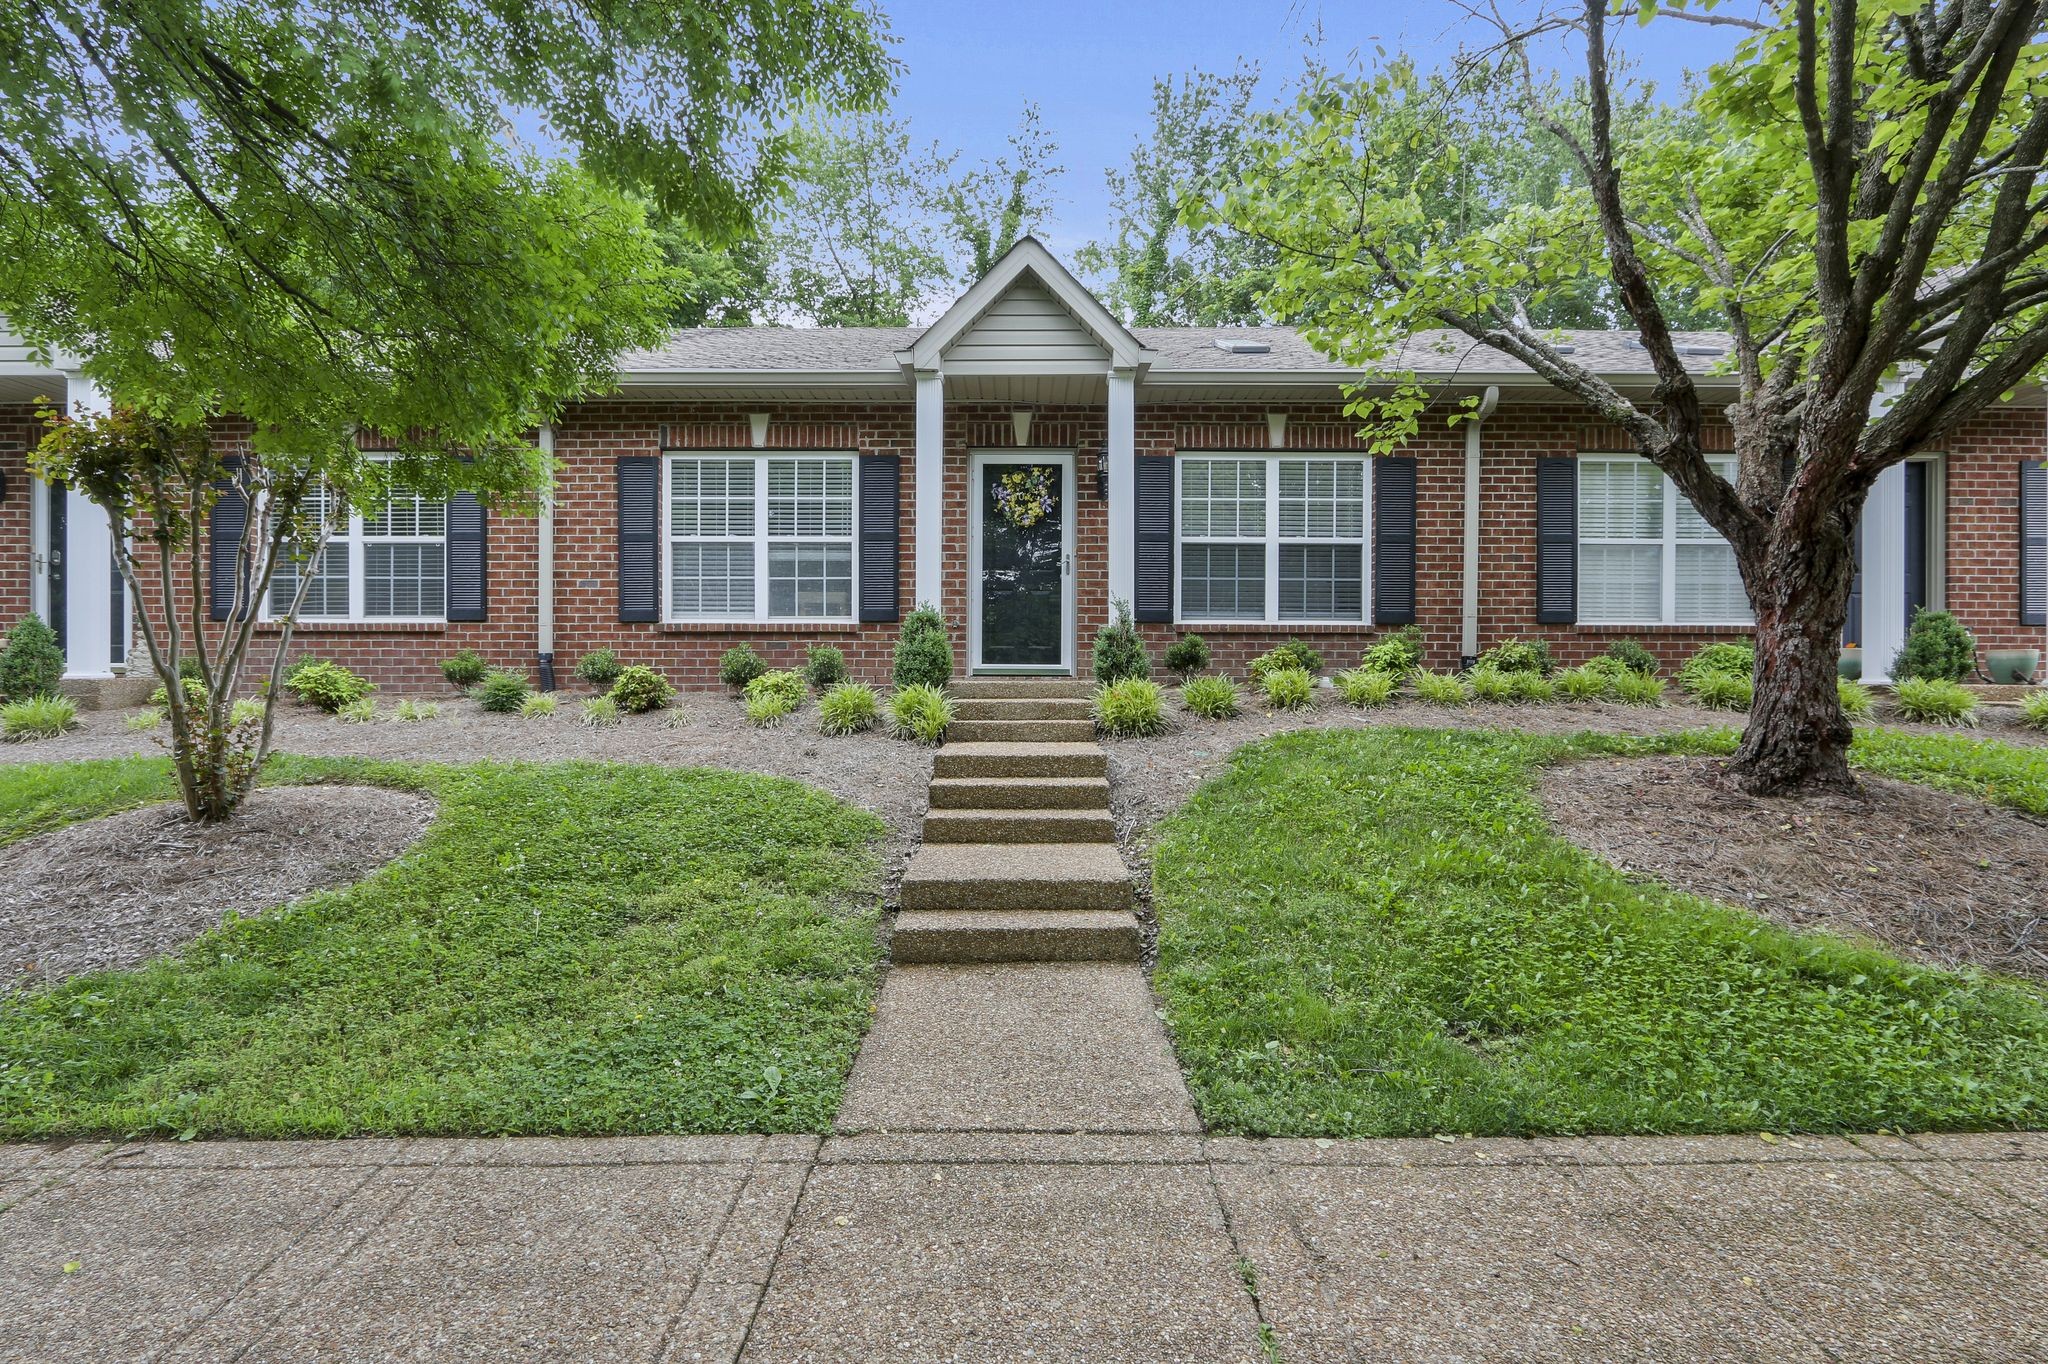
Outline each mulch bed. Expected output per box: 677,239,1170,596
1,784,436,991
1540,755,2048,985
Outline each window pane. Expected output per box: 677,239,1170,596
1279,544,1363,621
767,457,854,538
271,542,350,618
363,489,446,538
1676,543,1752,621
670,458,756,538
1675,458,1739,540
1180,543,1265,619
1578,460,1664,539
768,542,852,619
1278,459,1365,539
1180,459,1265,538
1577,544,1662,622
671,542,756,616
363,542,445,618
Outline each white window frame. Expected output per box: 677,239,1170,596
662,450,860,625
1173,452,1372,627
1577,452,1752,627
265,470,448,625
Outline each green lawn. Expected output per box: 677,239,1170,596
0,757,884,1139
1152,727,2048,1138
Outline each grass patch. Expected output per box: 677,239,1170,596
0,757,884,1139
1152,726,2048,1138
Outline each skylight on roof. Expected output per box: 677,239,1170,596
1213,337,1272,354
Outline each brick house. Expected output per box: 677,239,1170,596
4,238,2044,690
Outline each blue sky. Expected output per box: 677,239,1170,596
879,0,1757,256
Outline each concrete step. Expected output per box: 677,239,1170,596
922,807,1116,844
948,718,1096,744
900,842,1131,911
953,697,1094,722
952,678,1093,699
928,776,1111,810
890,910,1143,964
933,742,1107,779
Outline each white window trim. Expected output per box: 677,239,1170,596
264,474,448,625
1173,451,1373,627
1577,452,1752,627
662,450,861,626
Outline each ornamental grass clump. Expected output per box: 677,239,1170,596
1511,670,1556,703
744,669,806,726
1094,677,1167,737
1179,674,1241,719
804,645,849,690
890,683,953,744
337,697,377,723
573,649,623,688
1689,670,1755,712
285,661,373,713
126,708,164,732
2020,691,2048,731
1554,665,1612,701
1355,626,1423,676
718,644,768,690
1611,670,1668,706
579,695,621,728
817,681,880,735
1836,678,1875,719
1678,642,1755,695
1260,666,1315,711
1,694,77,741
1467,664,1518,703
1090,599,1151,683
1893,676,1978,726
610,665,675,714
1412,668,1472,705
520,692,557,718
1164,633,1209,677
1334,667,1397,708
440,649,487,687
395,699,440,721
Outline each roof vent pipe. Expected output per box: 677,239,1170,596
1460,386,1501,667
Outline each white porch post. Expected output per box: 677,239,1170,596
1105,367,1136,607
914,370,945,610
58,372,119,677
1859,460,1910,684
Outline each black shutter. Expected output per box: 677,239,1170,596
1845,517,1864,646
445,490,487,621
858,454,900,622
2022,460,2046,627
617,456,659,623
1536,458,1578,625
1372,456,1417,625
1134,457,1174,622
208,457,248,622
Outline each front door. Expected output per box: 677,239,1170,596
970,452,1074,673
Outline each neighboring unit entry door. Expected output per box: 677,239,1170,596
971,452,1075,673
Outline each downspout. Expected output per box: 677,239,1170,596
1460,386,1501,668
536,424,557,691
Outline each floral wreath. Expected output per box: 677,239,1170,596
993,466,1056,529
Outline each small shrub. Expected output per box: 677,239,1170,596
573,649,623,688
1249,639,1323,683
893,606,955,690
718,644,768,690
1690,670,1754,712
818,681,881,735
125,707,164,732
1260,666,1315,711
520,692,557,718
579,695,622,728
1611,671,1667,706
1582,656,1632,681
1476,638,1552,675
804,645,849,690
2019,691,2048,731
229,697,265,727
1678,642,1754,694
0,614,65,700
150,676,208,709
285,661,373,713
178,654,210,685
1356,625,1424,677
1335,667,1397,708
395,699,441,722
440,649,488,687
337,697,378,723
1836,677,1875,719
1180,674,1241,719
1091,599,1151,684
1555,665,1612,701
1,694,77,740
744,669,806,724
1604,638,1660,676
889,683,954,744
1468,664,1518,702
1164,633,1210,677
474,670,531,714
610,664,675,714
1891,607,1976,683
1893,676,1978,726
1094,677,1167,737
1412,668,1472,705
1511,670,1557,703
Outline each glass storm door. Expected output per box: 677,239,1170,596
974,455,1072,671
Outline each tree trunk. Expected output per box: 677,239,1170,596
1727,517,1859,795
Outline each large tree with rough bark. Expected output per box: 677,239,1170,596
1217,0,2048,794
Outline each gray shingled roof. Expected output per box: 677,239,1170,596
618,326,918,372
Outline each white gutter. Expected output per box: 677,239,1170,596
1461,386,1502,666
536,424,557,690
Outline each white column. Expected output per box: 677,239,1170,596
1105,368,1137,608
1859,460,1910,684
914,370,945,609
59,373,118,677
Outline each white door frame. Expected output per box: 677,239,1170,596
966,449,1076,675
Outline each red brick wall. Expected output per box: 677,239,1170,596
1939,405,2045,656
0,404,42,626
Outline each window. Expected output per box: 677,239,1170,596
1177,455,1368,623
1577,455,1751,624
667,453,857,622
267,478,447,621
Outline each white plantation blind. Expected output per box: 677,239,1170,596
1178,454,1369,624
667,453,857,622
1578,455,1751,625
1180,458,1265,537
267,473,447,621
